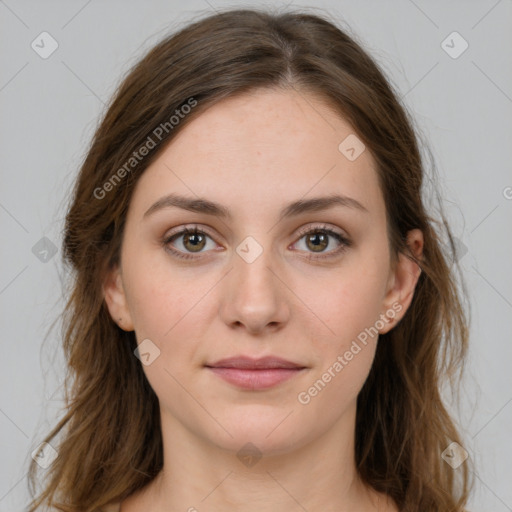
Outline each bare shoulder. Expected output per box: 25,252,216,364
372,490,400,512
383,499,400,512
101,502,121,512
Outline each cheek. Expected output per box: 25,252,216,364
295,246,388,404
123,259,209,404
123,244,207,338
307,281,380,395
122,248,228,378
296,341,376,430
304,257,389,349
295,268,386,413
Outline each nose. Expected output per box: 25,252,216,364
219,245,290,335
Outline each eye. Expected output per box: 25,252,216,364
162,225,218,260
162,223,351,261
292,224,351,261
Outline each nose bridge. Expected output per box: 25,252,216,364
220,234,289,333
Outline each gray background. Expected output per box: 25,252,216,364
1,0,511,510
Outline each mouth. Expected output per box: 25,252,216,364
204,356,308,390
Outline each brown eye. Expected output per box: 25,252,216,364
163,226,217,260
293,224,352,261
181,231,207,252
304,231,329,252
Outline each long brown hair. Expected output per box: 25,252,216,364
27,6,472,511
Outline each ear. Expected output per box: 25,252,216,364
103,264,135,331
379,229,424,334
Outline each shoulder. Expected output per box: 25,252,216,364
101,502,121,512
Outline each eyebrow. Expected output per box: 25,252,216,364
143,193,369,221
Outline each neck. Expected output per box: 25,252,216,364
123,402,390,511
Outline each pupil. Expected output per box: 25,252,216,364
186,233,204,251
309,233,327,252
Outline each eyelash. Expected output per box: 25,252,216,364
162,223,351,261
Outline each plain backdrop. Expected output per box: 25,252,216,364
1,0,511,510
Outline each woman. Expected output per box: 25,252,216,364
28,7,472,511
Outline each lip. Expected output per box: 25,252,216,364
206,356,305,370
205,356,308,390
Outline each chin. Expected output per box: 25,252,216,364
205,411,312,456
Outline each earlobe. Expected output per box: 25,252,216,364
379,229,424,334
102,265,135,331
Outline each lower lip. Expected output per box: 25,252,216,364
206,367,305,390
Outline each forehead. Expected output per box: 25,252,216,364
130,88,384,220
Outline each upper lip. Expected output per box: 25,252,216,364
205,356,306,370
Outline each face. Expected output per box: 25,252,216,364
104,88,422,455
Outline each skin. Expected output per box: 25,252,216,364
103,87,423,512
